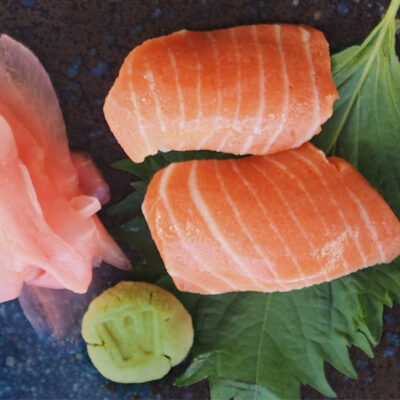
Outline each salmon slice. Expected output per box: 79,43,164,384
104,24,338,163
0,35,129,305
142,143,400,294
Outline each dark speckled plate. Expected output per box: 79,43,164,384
1,1,400,399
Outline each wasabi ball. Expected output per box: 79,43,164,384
81,281,194,383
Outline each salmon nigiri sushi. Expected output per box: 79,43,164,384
142,143,400,294
104,24,338,163
0,35,129,303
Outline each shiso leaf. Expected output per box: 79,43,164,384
313,0,400,213
110,0,400,398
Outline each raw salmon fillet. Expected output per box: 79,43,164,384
104,24,338,163
0,35,129,304
142,143,400,294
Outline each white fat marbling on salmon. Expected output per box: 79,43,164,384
216,28,242,152
240,25,265,154
143,59,167,134
250,160,315,285
192,37,203,133
293,27,321,147
347,189,386,261
166,44,186,137
230,160,306,284
311,231,348,275
293,151,365,270
128,62,153,154
158,164,236,292
268,157,340,278
189,160,262,286
213,160,282,288
197,32,222,149
262,25,290,153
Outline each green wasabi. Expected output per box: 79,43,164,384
81,281,194,383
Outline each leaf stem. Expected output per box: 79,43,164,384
386,0,400,21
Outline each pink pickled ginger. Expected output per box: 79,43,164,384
0,34,130,345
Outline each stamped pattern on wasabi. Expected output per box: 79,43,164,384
81,281,193,383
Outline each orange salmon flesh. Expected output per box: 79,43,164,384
104,24,338,162
142,143,400,294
